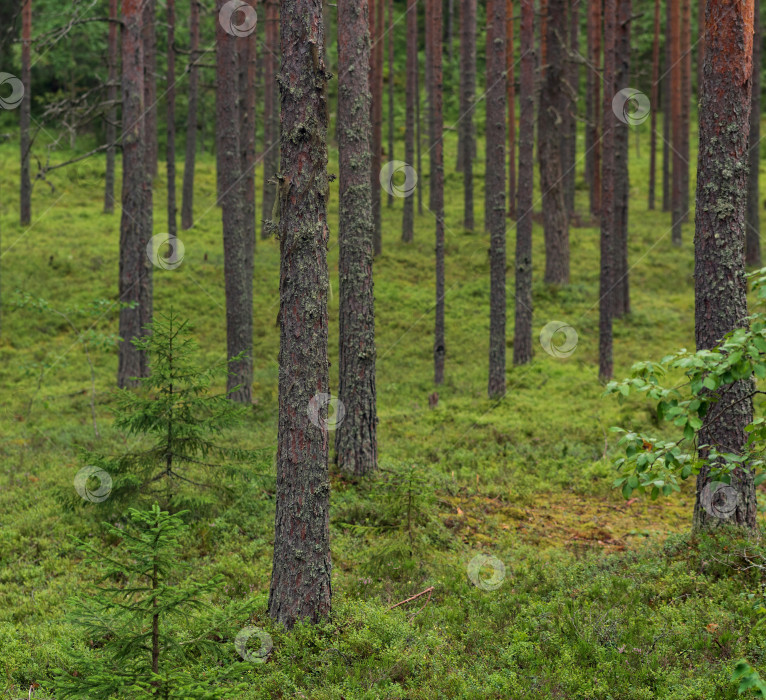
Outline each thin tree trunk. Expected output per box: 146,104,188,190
670,0,683,244
680,0,691,222
662,0,670,212
118,0,153,388
403,0,417,241
142,0,158,179
239,0,257,252
648,0,660,210
166,0,177,244
181,0,200,230
487,0,507,397
268,0,333,626
585,0,594,190
507,0,516,219
693,0,757,532
613,0,630,317
538,0,569,285
336,0,377,475
216,0,252,404
747,0,761,267
370,0,384,255
599,0,616,381
563,0,579,215
416,7,423,217
514,0,534,365
459,0,476,230
104,0,119,214
387,0,395,207
588,0,601,216
261,0,280,238
20,0,31,227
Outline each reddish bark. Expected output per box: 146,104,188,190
506,0,515,219
104,0,119,214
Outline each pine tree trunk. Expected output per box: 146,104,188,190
599,0,615,381
268,0,333,626
662,0,670,212
261,0,280,238
507,0,516,219
670,0,683,244
181,0,199,231
216,0,253,404
336,0,378,476
514,0,534,366
166,0,177,242
403,0,417,241
370,0,384,255
747,0,761,267
648,0,660,210
142,0,158,179
588,0,601,217
239,1,257,252
585,0,594,190
538,0,569,286
693,0,757,532
416,7,424,217
20,0,31,227
613,0,630,317
118,0,153,388
428,0,446,384
680,0,691,222
459,0,476,230
487,0,507,397
563,0,579,216
104,0,119,214
387,0,395,208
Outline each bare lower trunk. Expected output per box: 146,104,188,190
563,0,579,215
648,0,660,210
507,0,516,219
459,0,476,230
104,0,119,214
370,0,383,255
387,0,395,208
142,0,158,179
166,0,177,241
181,0,200,230
670,0,683,244
20,0,31,227
588,0,601,217
403,0,417,241
261,0,280,238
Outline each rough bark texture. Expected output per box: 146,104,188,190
370,0,383,255
104,0,119,214
336,0,377,475
670,0,683,244
459,0,476,230
403,0,417,241
513,0,534,366
239,0,257,251
216,0,253,404
118,0,153,388
428,0,446,384
487,0,507,397
268,0,332,627
563,0,579,215
680,0,691,221
387,0,395,208
20,0,31,227
747,0,762,267
585,0,594,190
181,0,199,231
613,0,630,317
693,0,757,532
588,0,601,216
599,0,615,382
662,0,670,212
166,0,177,241
416,15,423,216
261,0,280,238
142,0,158,179
648,0,660,210
538,0,569,286
507,0,515,219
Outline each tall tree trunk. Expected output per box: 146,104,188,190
336,0,377,475
514,0,534,365
648,0,660,210
693,0,757,532
563,0,579,216
459,0,476,230
487,0,507,397
585,0,594,190
538,0,569,286
613,0,630,317
662,0,670,212
181,0,200,230
387,0,395,207
599,0,616,381
428,0,446,384
239,0,257,252
142,0,158,179
416,7,424,217
118,0,153,388
370,0,384,255
588,0,601,216
216,0,252,404
104,0,119,214
680,0,691,221
747,0,761,267
670,0,683,244
166,0,177,244
268,0,332,626
403,0,417,241
261,0,280,238
507,0,516,219
20,0,31,227
697,0,705,94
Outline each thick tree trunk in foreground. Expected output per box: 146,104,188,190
20,0,31,227
648,0,660,210
403,0,417,241
507,0,516,219
104,0,119,214
118,0,153,388
181,0,200,231
142,0,158,179
746,0,762,267
336,0,377,476
599,0,615,381
487,0,507,397
513,0,534,366
670,0,683,244
261,0,280,238
459,0,476,230
166,0,177,242
268,0,332,627
693,0,757,532
216,0,252,404
538,0,569,286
